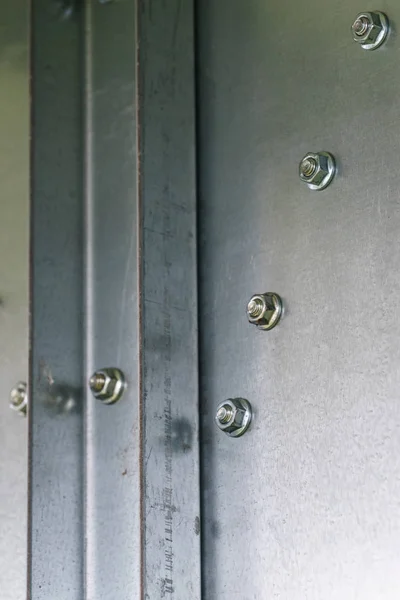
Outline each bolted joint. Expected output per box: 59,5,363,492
215,398,252,437
10,382,28,416
247,292,283,331
351,11,389,50
299,151,336,191
89,368,126,405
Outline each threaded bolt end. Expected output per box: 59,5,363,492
353,16,370,36
90,373,106,393
247,297,265,319
217,405,233,424
300,157,317,178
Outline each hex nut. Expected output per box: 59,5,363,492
89,368,126,405
299,152,336,191
351,12,389,50
215,398,252,438
247,293,283,330
10,382,28,416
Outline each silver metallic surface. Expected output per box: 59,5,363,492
352,11,389,50
197,0,400,597
299,151,336,190
0,0,29,596
89,368,126,404
30,0,199,597
10,381,28,416
84,0,141,597
29,1,84,597
215,398,252,437
247,292,283,330
139,0,201,597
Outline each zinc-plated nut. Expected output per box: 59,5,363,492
351,12,389,50
299,151,336,191
10,382,28,416
215,398,252,438
89,368,126,405
247,292,283,331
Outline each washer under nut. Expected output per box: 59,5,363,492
247,292,283,330
351,11,389,51
215,398,252,437
89,367,126,405
299,151,336,191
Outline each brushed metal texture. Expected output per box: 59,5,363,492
83,1,141,597
29,1,84,597
29,1,199,598
197,1,400,598
139,0,201,597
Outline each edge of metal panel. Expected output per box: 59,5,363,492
137,0,201,597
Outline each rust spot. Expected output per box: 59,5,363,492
122,469,127,476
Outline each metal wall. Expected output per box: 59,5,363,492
197,1,400,598
27,1,400,597
29,2,84,597
0,2,29,599
29,1,200,599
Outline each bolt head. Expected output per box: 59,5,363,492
299,152,336,191
351,12,389,50
215,398,252,437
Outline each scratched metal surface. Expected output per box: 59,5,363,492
0,1,29,598
139,1,201,598
197,1,400,598
29,2,84,598
83,1,141,598
30,1,199,598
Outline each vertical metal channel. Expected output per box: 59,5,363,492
84,0,140,598
29,1,84,599
30,1,199,597
138,0,201,597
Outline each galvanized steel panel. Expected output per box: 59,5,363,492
29,1,199,598
197,1,400,597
